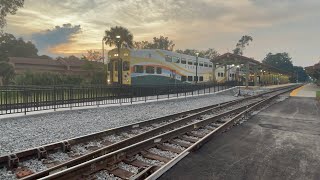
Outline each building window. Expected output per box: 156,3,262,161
146,66,155,74
199,76,204,81
188,60,193,65
209,63,213,68
123,61,130,71
204,62,208,67
173,57,180,63
134,65,144,73
221,72,224,77
188,76,193,81
181,58,187,64
218,72,220,77
193,61,198,66
156,67,162,74
114,62,118,71
199,62,204,67
194,76,198,82
181,76,187,82
165,55,172,62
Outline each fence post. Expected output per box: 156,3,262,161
131,86,133,104
53,86,56,111
24,87,27,115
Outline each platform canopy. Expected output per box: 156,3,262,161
211,53,291,87
305,61,320,81
211,53,291,75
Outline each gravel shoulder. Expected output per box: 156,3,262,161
0,89,241,156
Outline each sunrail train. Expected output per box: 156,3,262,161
107,49,235,85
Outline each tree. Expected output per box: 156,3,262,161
292,66,308,82
83,50,102,62
233,35,253,55
150,36,175,51
262,52,294,73
103,26,134,48
0,0,24,28
38,55,52,59
203,48,220,59
0,61,14,85
0,33,38,58
134,36,175,51
133,41,152,49
175,48,219,59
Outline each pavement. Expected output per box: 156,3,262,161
159,95,320,180
290,83,320,97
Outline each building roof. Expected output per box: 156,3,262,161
9,57,103,67
9,57,63,66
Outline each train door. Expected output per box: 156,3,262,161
122,60,131,85
108,60,119,84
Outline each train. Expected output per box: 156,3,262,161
107,49,238,85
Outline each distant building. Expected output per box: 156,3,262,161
8,57,102,76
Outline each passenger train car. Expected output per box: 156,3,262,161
107,49,234,85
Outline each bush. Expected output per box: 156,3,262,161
15,72,85,86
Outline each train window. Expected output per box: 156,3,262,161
199,76,204,81
188,76,193,81
194,76,198,82
134,65,144,73
209,63,213,68
188,60,193,65
173,57,180,63
193,61,198,66
146,66,155,74
181,58,187,64
204,62,208,67
199,62,204,66
114,62,118,71
123,61,130,71
107,62,112,71
156,67,162,74
165,55,172,62
181,76,187,82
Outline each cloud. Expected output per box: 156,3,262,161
6,0,320,66
31,23,82,55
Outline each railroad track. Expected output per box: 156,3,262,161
0,85,299,180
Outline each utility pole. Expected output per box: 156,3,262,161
195,52,199,83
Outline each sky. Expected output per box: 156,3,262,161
5,0,320,67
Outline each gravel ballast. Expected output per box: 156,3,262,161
0,91,241,156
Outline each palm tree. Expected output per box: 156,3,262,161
103,26,134,48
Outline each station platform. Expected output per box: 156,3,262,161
159,96,320,180
240,83,295,90
290,83,320,97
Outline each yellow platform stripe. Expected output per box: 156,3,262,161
290,85,304,96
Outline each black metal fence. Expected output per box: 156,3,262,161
0,82,239,115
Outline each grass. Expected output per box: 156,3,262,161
316,91,320,101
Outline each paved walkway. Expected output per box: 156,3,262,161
159,96,320,180
290,83,320,97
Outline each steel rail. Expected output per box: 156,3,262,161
37,85,300,180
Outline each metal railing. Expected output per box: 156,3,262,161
0,82,239,115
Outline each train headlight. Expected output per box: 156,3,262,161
107,79,110,82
